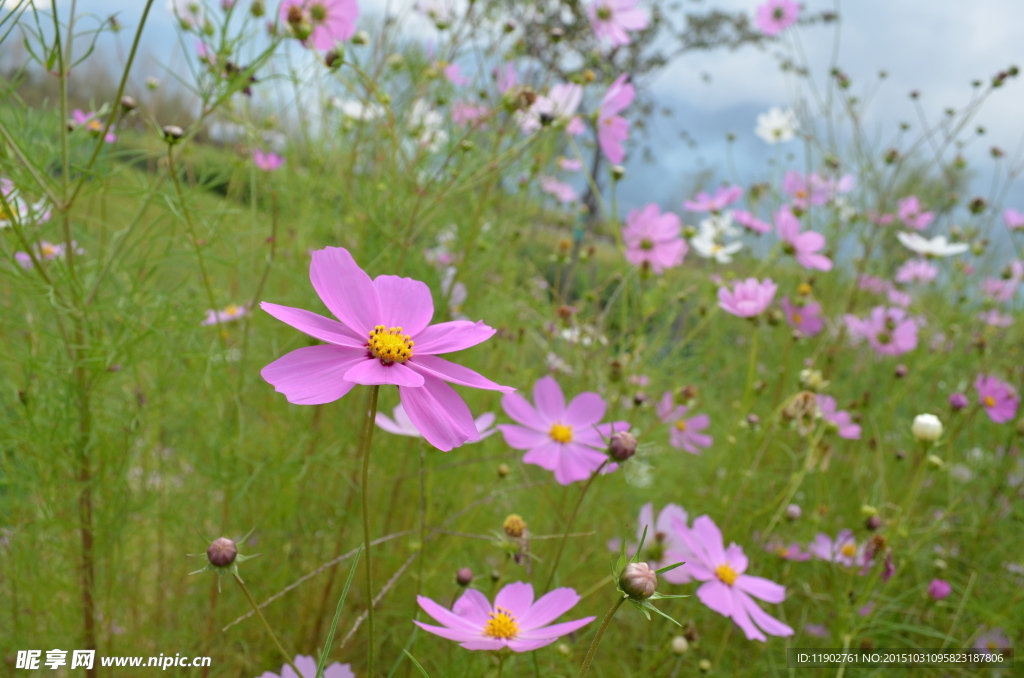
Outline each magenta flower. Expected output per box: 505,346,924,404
539,177,579,204
895,259,937,284
253,148,284,172
71,109,116,143
781,297,824,336
897,196,934,231
781,171,829,209
949,392,969,410
415,581,594,652
858,274,887,294
597,74,634,165
608,503,693,584
764,538,811,562
657,392,712,454
817,395,861,439
260,247,512,451
808,530,862,567
754,0,799,36
588,0,648,46
927,579,951,601
804,623,829,638
622,204,687,274
1003,208,1024,230
683,185,743,213
844,306,918,356
978,310,1013,327
673,515,794,641
279,0,359,50
776,208,832,271
452,102,489,127
499,376,626,485
980,277,1016,302
974,374,1019,423
718,278,777,318
202,303,249,326
256,655,353,678
376,403,496,440
733,209,772,234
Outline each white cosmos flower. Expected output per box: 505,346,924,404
698,211,740,239
896,232,969,257
691,232,742,263
330,97,385,121
755,107,798,144
408,99,448,152
516,83,583,134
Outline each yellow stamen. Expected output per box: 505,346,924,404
368,325,414,364
792,312,803,324
715,563,738,586
984,395,996,408
797,282,812,295
549,423,573,443
40,243,57,257
840,543,857,558
483,607,519,640
674,419,688,432
224,304,241,316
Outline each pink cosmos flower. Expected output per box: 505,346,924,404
895,259,937,284
566,117,586,136
16,240,83,268
949,392,969,410
897,195,934,231
588,0,649,46
808,530,862,567
781,297,824,336
764,538,811,562
817,395,861,439
376,403,496,440
607,503,693,584
733,210,772,234
415,581,594,652
279,0,359,50
776,208,832,271
498,376,626,485
781,171,830,210
754,0,799,36
256,655,353,678
597,74,634,165
683,185,743,213
202,303,249,326
858,274,887,294
518,83,584,134
657,392,712,454
557,157,584,172
804,623,829,638
451,102,489,127
253,148,284,171
885,286,911,308
260,247,512,451
494,61,517,94
443,63,469,86
673,515,794,641
974,628,1011,652
844,306,918,356
980,277,1017,302
622,204,687,274
978,310,1013,327
927,579,951,600
868,211,895,226
1003,208,1024,230
539,177,579,204
71,109,117,143
718,278,777,318
974,374,1019,423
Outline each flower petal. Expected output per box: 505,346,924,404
261,345,363,405
494,582,534,619
416,595,481,633
737,589,792,638
696,580,734,618
517,616,595,641
412,320,496,355
412,620,480,643
736,575,786,604
533,376,566,422
309,247,381,334
452,588,494,627
408,355,513,392
343,360,424,387
518,588,581,630
399,377,479,451
501,392,547,431
563,392,606,427
498,424,551,450
729,590,767,641
373,274,434,336
260,302,366,347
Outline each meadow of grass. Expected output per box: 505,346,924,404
0,1,1022,676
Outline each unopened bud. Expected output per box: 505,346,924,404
207,537,237,567
619,561,657,600
351,30,369,45
162,125,184,142
865,515,882,531
785,504,801,520
894,364,907,378
926,454,944,469
671,636,689,654
325,48,343,69
608,431,637,461
699,659,712,672
120,95,137,112
250,0,265,17
503,514,526,538
497,463,511,478
610,165,626,180
911,413,943,443
456,567,473,586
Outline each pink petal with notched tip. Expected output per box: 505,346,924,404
498,424,551,450
412,320,497,355
309,247,381,334
260,302,366,347
416,595,481,633
518,587,581,629
563,392,606,426
261,345,363,405
373,275,434,336
412,620,481,643
408,355,512,392
494,582,534,619
399,376,479,451
737,589,793,637
730,590,767,641
501,392,547,431
533,376,567,421
453,588,494,626
518,616,594,640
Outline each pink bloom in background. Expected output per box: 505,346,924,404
196,41,216,64
657,392,712,454
376,403,496,440
443,63,469,86
622,203,687,274
733,210,772,234
557,157,584,172
978,310,1013,327
776,208,832,271
539,177,579,204
949,392,969,410
718,278,778,318
808,530,862,567
518,83,583,134
202,303,249,326
974,628,1011,652
260,247,512,451
980,277,1017,302
764,538,811,562
928,579,951,600
256,655,353,678
782,171,829,209
499,376,626,485
804,623,829,638
673,515,794,641
817,395,861,439
415,581,594,652
869,211,895,226
597,74,634,165
14,252,33,269
279,0,359,50
781,297,824,336
451,102,489,127
71,109,117,143
897,195,935,230
858,274,887,294
1003,208,1024,230
754,0,799,36
683,185,743,213
587,0,649,46
494,61,517,93
885,286,911,308
16,240,83,267
608,503,693,584
844,306,918,356
974,374,1019,423
566,117,586,135
895,259,938,284
253,148,284,171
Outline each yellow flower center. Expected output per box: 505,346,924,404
797,283,812,295
712,244,723,253
792,312,803,324
840,543,857,558
86,120,103,132
549,423,573,443
984,395,996,408
224,304,241,316
715,563,738,586
483,608,519,640
368,325,414,364
674,419,688,432
795,189,807,200
40,243,57,257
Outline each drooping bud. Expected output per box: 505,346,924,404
865,515,883,531
618,562,657,600
456,567,473,587
207,537,237,567
608,431,637,461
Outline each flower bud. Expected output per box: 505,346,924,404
699,659,712,672
928,578,951,600
894,364,907,378
865,515,882,531
502,514,526,538
671,636,689,654
456,567,473,586
948,393,968,410
610,165,626,181
120,95,137,112
618,561,657,600
162,125,184,143
351,30,369,45
207,537,237,567
608,431,637,461
912,413,943,443
785,503,801,521
324,48,343,69
497,463,510,478
926,454,944,469
250,0,265,17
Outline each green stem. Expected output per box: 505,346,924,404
543,459,609,593
359,385,381,676
577,596,625,678
232,573,301,677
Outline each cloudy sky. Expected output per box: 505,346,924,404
33,0,1024,211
